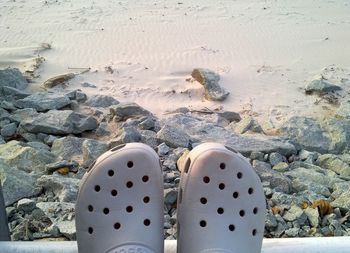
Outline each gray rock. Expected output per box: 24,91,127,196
81,82,96,88
265,213,278,230
140,130,158,149
158,143,170,156
283,205,304,222
9,108,38,123
45,160,78,174
316,154,350,177
0,100,16,111
271,192,300,206
250,151,265,161
75,91,87,103
299,149,318,163
94,122,110,136
305,78,341,95
138,117,156,130
0,136,4,144
163,114,296,156
111,126,142,146
279,116,330,153
15,92,71,112
0,86,30,99
157,124,190,148
26,141,50,151
253,160,292,193
285,227,300,237
0,68,28,90
191,68,229,101
17,198,36,213
230,117,263,134
269,152,285,166
336,101,350,118
164,188,178,206
321,118,350,153
0,122,17,137
0,140,57,173
331,191,350,211
36,202,76,240
85,95,119,108
37,174,79,202
0,160,40,206
20,110,98,134
110,102,151,121
272,162,289,172
82,139,109,162
216,111,241,122
44,135,58,145
331,181,350,198
51,136,84,162
304,207,319,227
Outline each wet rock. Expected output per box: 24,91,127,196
85,95,119,108
0,68,28,90
0,160,40,206
304,207,319,227
110,102,151,121
163,114,296,156
15,92,71,112
20,110,98,134
230,117,263,134
279,116,330,153
0,140,57,173
0,122,17,138
37,174,79,202
157,124,190,148
17,198,36,213
305,78,341,95
316,154,350,177
191,68,229,101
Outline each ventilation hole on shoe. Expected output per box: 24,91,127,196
114,222,121,230
126,206,133,213
127,161,134,168
142,175,149,182
252,229,257,236
217,207,224,214
200,197,207,204
88,227,93,234
248,188,254,194
184,158,191,173
253,207,258,214
219,183,225,190
111,189,118,196
126,181,133,188
237,172,243,179
103,208,110,215
144,219,151,226
94,185,101,192
203,176,210,183
233,192,239,199
220,163,226,170
108,170,114,177
200,220,207,227
229,224,235,231
88,205,93,212
239,210,245,217
143,196,150,203
179,188,183,204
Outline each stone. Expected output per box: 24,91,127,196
82,139,109,162
230,117,263,134
0,140,57,173
26,141,50,151
0,86,30,99
216,111,241,122
331,191,350,211
265,213,278,230
250,151,265,161
0,136,4,144
316,154,350,177
95,122,110,136
17,198,36,213
37,174,79,203
139,130,158,149
164,188,178,206
304,207,319,227
299,149,318,163
158,143,170,156
269,152,285,166
253,160,292,193
9,108,38,123
0,68,28,90
138,117,157,130
279,116,330,153
305,78,341,95
81,82,96,88
162,114,296,156
0,122,17,137
111,126,142,146
0,100,16,111
51,136,84,162
75,91,87,103
283,205,304,222
20,110,98,134
15,92,71,112
110,102,151,121
191,68,229,101
272,162,289,172
45,160,79,174
0,160,40,206
85,95,119,108
285,166,332,189
285,227,300,237
157,124,190,148
321,118,350,154
36,202,76,240
336,101,350,119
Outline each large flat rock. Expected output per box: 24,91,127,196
0,68,28,90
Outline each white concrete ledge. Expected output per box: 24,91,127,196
1,237,350,253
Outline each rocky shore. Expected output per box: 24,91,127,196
1,68,350,241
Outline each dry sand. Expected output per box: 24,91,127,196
1,0,350,126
